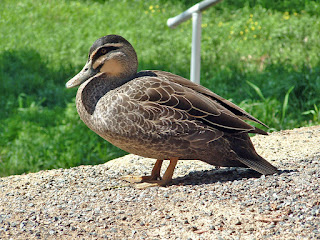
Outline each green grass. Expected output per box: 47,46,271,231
1,0,319,176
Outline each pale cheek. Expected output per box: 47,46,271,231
100,59,123,76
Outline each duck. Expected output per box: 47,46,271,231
66,34,277,188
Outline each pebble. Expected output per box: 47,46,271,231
0,126,319,239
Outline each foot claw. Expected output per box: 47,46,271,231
120,175,160,183
120,175,169,188
120,175,141,183
135,182,160,189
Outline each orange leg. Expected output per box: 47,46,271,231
120,159,163,183
121,158,179,189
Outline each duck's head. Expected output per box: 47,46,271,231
66,35,138,88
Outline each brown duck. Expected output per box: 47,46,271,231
66,34,277,188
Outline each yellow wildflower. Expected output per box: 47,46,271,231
245,28,249,33
294,12,298,16
230,30,234,35
250,14,253,18
240,31,244,35
251,26,255,31
149,5,153,10
253,34,257,38
243,36,247,40
218,21,223,27
155,5,159,8
202,23,208,28
283,11,290,20
255,21,258,26
283,15,290,20
258,26,262,30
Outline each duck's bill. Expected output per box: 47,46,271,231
66,61,95,88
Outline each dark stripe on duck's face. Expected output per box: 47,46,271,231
90,43,123,64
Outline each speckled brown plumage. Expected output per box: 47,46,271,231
66,35,277,187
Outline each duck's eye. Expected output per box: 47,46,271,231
100,46,119,55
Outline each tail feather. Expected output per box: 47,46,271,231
226,133,278,175
238,156,278,175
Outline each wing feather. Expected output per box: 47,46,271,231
122,71,267,137
153,70,268,129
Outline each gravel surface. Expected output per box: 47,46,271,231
0,126,319,239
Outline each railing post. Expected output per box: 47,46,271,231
191,11,202,84
167,0,222,84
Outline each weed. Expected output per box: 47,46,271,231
1,0,319,176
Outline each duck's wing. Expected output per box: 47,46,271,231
152,70,268,129
130,71,267,135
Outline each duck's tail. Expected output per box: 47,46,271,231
227,133,278,175
237,155,278,175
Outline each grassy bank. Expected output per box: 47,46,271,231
1,0,319,176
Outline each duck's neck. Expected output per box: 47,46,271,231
76,74,134,116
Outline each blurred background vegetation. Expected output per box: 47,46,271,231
1,0,319,176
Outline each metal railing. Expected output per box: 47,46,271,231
167,0,222,84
